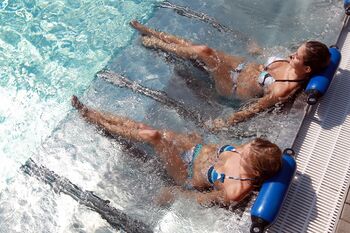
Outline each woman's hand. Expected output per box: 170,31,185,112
205,111,248,131
205,118,228,131
155,186,227,207
247,39,263,56
154,186,178,206
212,118,227,129
227,112,246,125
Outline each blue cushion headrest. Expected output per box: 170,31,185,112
305,47,341,105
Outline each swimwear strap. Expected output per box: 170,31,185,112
188,144,203,179
235,63,245,72
226,176,256,181
259,71,271,86
217,145,236,155
275,79,308,83
208,165,256,184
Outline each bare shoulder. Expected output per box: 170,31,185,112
224,181,253,202
269,82,293,99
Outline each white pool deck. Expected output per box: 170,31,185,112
267,15,350,233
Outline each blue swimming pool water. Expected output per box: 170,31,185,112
0,0,161,185
0,0,343,232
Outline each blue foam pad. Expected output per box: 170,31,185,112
250,150,297,233
305,47,341,104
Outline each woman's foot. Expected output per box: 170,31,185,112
130,20,151,36
71,95,88,116
131,20,193,46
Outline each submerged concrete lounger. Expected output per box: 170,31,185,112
21,159,153,233
97,70,204,126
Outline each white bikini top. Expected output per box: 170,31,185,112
257,56,307,88
258,56,287,87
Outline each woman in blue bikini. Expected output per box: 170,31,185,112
72,95,282,206
130,21,331,129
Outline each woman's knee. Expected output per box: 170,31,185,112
138,123,153,130
138,129,161,143
193,45,214,56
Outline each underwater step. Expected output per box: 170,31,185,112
159,1,232,33
21,158,153,233
97,70,204,125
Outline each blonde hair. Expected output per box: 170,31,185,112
247,138,282,186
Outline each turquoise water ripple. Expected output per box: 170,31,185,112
0,0,161,185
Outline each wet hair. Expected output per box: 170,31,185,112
246,138,282,187
303,41,331,75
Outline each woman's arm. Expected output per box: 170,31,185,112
156,186,236,207
210,93,279,130
227,93,278,125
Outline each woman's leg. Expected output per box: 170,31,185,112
142,37,245,96
142,36,220,69
71,96,201,185
72,96,154,142
131,20,193,46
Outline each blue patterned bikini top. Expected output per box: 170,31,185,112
207,145,256,184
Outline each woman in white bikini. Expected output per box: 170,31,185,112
130,20,331,129
71,95,282,206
